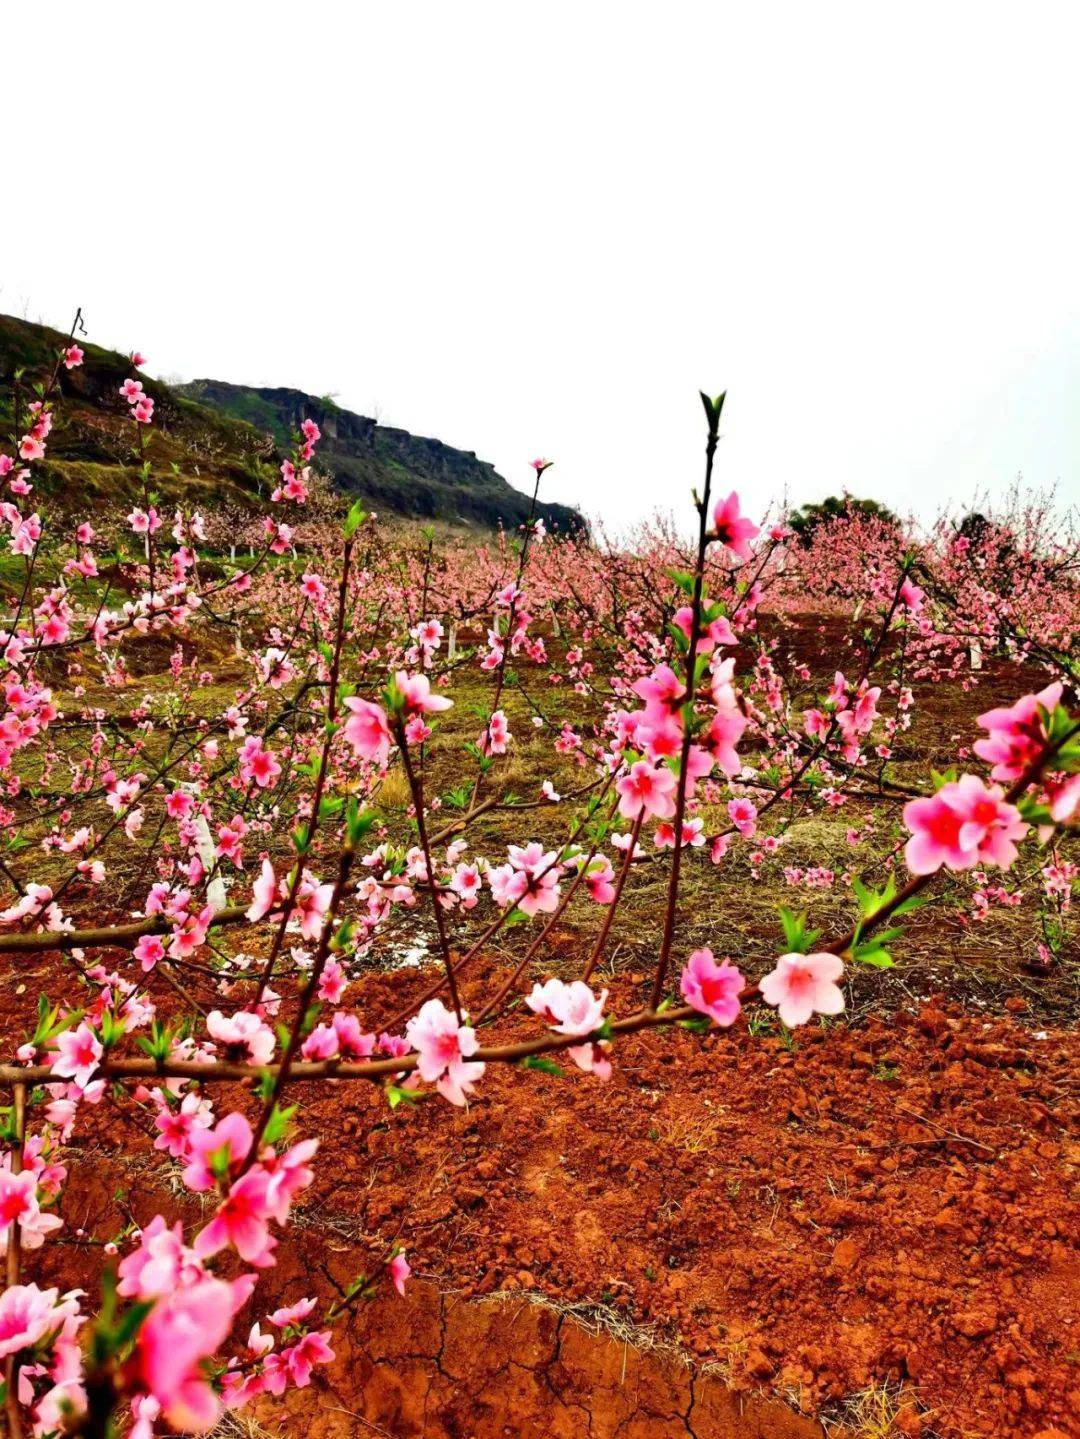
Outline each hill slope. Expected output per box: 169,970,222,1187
0,314,276,512
0,314,583,532
176,379,582,533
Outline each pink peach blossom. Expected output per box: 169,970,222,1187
343,697,392,764
405,999,484,1106
680,949,744,1026
759,952,845,1027
710,491,760,560
616,760,677,821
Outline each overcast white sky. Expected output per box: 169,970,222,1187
5,2,1079,531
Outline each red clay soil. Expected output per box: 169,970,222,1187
297,968,1079,1439
12,960,1080,1439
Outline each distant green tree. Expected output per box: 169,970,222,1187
788,494,900,545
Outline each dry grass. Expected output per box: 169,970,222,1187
825,1381,925,1438
652,1100,726,1155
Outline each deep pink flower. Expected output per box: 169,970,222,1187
194,1168,276,1267
949,775,1028,869
974,683,1062,781
904,777,1027,874
134,934,165,972
672,606,736,652
706,710,746,777
389,1251,411,1296
182,1112,254,1192
135,1274,247,1431
238,737,281,788
899,577,925,614
711,492,760,560
0,1169,62,1250
584,857,616,904
727,797,757,836
680,949,744,1026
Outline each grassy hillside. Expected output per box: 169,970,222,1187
0,314,275,513
177,379,585,533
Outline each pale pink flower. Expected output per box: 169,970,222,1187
269,1297,316,1328
449,862,482,908
526,978,607,1036
294,874,334,941
0,1285,80,1359
405,999,484,1106
50,1023,102,1089
343,698,392,764
1049,774,1080,826
127,507,160,535
759,952,845,1027
616,760,677,820
118,1216,198,1298
206,1010,275,1066
565,1041,612,1081
246,858,279,922
395,671,453,715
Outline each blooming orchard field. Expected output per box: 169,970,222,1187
0,324,1076,1439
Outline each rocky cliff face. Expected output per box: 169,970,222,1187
0,313,584,533
177,379,585,534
